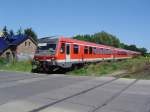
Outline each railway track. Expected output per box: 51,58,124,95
91,79,138,112
29,74,137,112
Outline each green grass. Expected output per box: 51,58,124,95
0,58,32,72
0,56,150,80
67,62,123,76
67,57,150,78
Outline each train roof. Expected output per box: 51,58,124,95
39,36,141,54
59,37,114,49
59,37,141,54
38,36,59,43
114,48,141,54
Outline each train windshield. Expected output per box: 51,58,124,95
36,38,58,55
38,44,56,50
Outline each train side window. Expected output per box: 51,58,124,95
60,43,65,54
96,48,99,54
107,49,111,54
89,47,92,54
106,49,111,54
103,49,106,54
106,49,109,54
117,51,119,55
100,48,103,54
93,47,97,54
105,49,108,54
122,51,126,55
104,49,108,54
84,46,88,54
110,50,112,54
73,44,79,54
114,51,117,54
106,49,108,54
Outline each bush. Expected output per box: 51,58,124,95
0,58,6,64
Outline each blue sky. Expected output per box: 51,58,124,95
0,0,150,51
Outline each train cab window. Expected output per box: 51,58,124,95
60,43,65,54
73,44,79,54
89,47,92,54
84,46,88,54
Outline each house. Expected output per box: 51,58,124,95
9,35,37,61
0,35,37,61
0,38,13,62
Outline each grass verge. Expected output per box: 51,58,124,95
67,57,150,79
0,58,32,72
0,57,150,80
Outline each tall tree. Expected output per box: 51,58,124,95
138,48,147,56
2,26,9,40
9,30,14,37
73,31,149,55
24,28,38,41
111,36,120,47
92,31,120,47
17,27,23,35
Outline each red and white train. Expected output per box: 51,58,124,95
32,36,141,72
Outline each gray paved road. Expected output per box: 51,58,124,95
0,71,150,112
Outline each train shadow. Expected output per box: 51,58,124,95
32,65,84,75
47,68,70,74
32,68,71,75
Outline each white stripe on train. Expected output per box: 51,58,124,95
56,57,131,63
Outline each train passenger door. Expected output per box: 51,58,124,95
66,43,71,62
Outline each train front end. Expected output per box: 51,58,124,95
32,38,58,72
